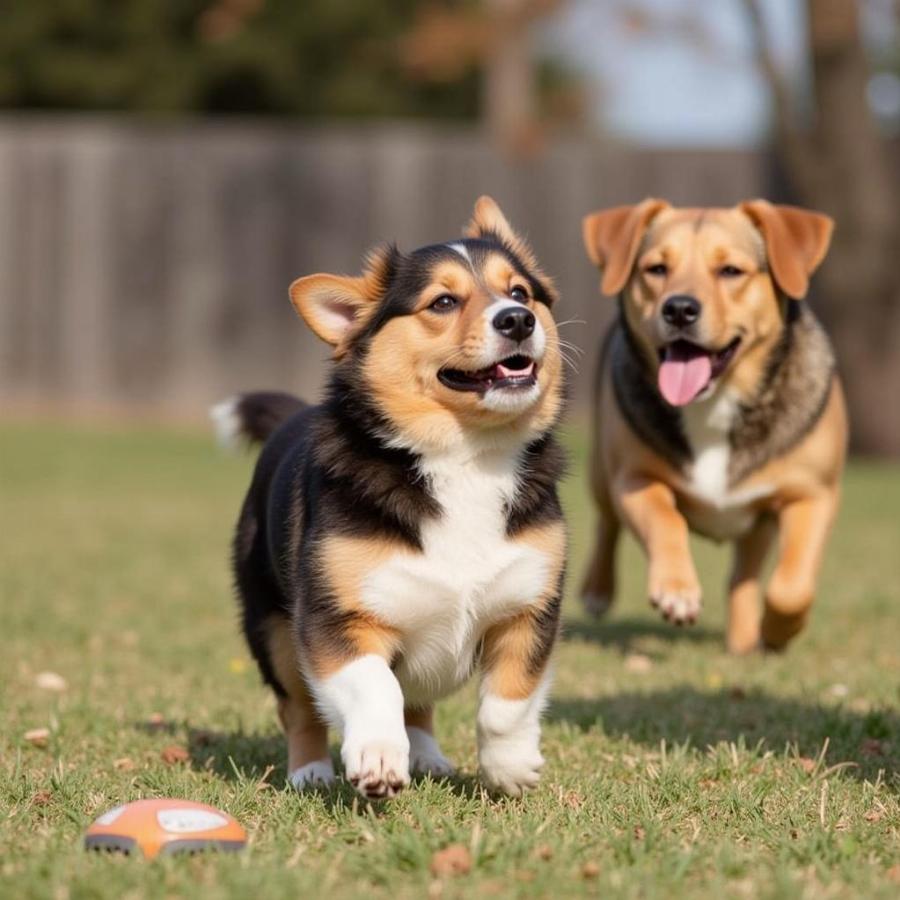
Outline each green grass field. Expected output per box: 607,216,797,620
1,421,898,899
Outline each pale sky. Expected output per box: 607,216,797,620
541,0,809,147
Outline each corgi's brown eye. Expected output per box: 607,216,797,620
510,285,528,302
719,265,745,278
645,263,668,277
430,294,458,313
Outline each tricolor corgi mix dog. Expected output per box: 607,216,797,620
580,199,847,654
214,197,566,798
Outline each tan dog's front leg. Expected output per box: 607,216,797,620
727,518,776,655
616,476,701,624
580,504,620,619
763,492,837,650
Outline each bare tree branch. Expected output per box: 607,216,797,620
740,0,822,200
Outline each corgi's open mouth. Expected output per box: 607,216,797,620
438,354,537,393
656,337,741,406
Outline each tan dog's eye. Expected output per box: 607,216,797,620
718,265,745,278
644,263,668,277
510,285,529,302
429,294,459,313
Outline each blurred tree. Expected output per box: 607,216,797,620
400,0,583,152
743,0,900,455
0,0,480,118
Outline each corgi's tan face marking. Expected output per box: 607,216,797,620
288,197,563,452
366,254,561,449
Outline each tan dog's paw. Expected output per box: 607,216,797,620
649,575,702,625
342,738,410,800
582,591,613,619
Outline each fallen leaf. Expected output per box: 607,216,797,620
24,728,50,747
535,844,553,861
429,844,472,877
887,864,900,884
160,745,190,765
562,790,584,810
797,757,816,774
31,790,52,806
863,809,883,823
624,653,653,674
113,757,136,771
35,672,68,692
581,861,600,879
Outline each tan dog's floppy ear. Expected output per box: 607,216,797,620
740,200,834,300
582,199,669,296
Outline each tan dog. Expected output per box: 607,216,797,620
580,199,847,653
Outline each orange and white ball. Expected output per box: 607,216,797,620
84,799,246,859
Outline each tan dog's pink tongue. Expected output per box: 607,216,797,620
658,344,712,406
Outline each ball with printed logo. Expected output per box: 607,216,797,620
84,799,247,859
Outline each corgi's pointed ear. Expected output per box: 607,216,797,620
289,274,373,350
740,200,834,300
289,245,399,353
465,195,517,243
463,195,557,302
582,199,669,296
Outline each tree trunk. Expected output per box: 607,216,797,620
746,0,900,454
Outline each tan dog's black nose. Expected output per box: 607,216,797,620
493,306,535,342
661,295,701,329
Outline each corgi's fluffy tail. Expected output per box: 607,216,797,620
210,391,306,450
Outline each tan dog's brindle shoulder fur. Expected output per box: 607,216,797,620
580,199,847,653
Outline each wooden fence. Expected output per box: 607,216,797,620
0,118,768,418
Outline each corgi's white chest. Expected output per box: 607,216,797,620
678,393,773,541
360,449,548,705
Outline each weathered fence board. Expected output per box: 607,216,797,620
0,119,767,418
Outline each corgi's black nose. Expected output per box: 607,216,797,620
493,306,535,342
661,295,701,329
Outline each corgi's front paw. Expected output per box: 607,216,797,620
342,735,410,799
479,737,544,797
289,758,336,791
407,726,455,778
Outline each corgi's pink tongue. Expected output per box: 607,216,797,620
658,344,712,406
497,361,534,379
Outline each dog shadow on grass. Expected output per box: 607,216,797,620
547,687,898,787
184,727,485,809
562,614,721,654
